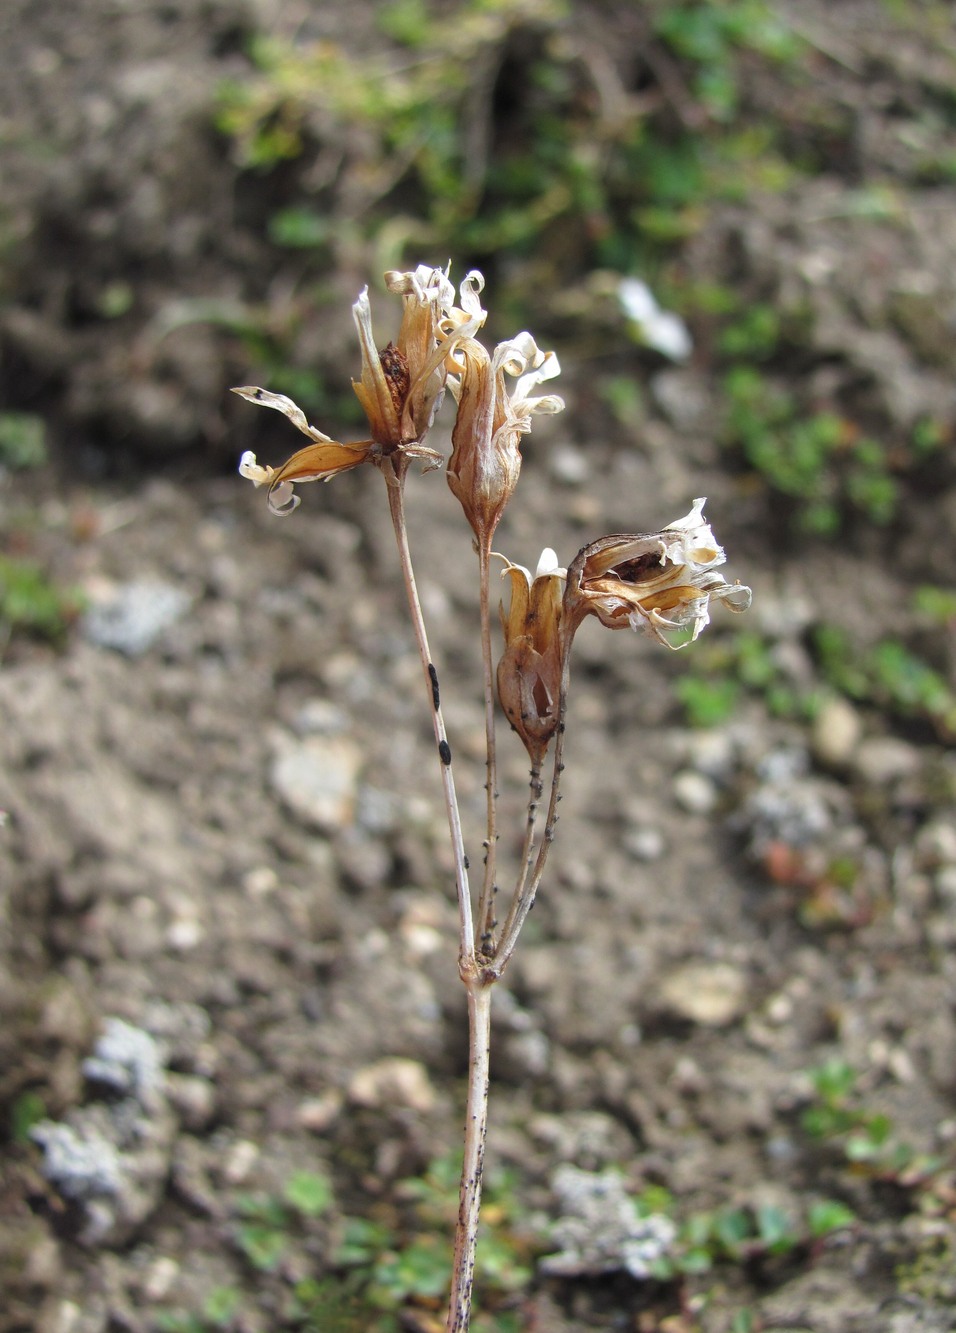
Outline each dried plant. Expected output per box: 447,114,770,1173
235,263,751,1330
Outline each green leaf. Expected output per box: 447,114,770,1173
755,1203,796,1253
807,1200,856,1237
236,1222,287,1271
284,1169,334,1217
0,412,47,470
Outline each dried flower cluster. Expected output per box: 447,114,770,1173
237,263,750,764
234,262,751,1332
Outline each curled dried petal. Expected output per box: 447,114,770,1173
232,387,334,443
565,499,751,649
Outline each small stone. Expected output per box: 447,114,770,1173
623,825,665,862
292,698,349,736
685,729,735,779
141,1256,179,1302
548,443,590,485
656,961,748,1027
916,819,956,868
269,734,363,832
935,866,956,906
82,580,191,656
221,1139,259,1185
347,1058,436,1114
672,770,718,815
297,1090,344,1133
852,736,921,786
811,696,862,769
165,1073,216,1132
650,368,712,432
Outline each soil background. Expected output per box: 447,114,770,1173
2,2,956,1331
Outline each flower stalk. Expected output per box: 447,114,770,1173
234,263,751,1331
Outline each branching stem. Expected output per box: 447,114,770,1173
493,645,572,973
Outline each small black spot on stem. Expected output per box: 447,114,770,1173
439,739,452,765
428,662,440,710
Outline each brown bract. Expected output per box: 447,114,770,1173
496,550,568,764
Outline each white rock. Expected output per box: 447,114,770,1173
672,770,718,815
657,961,748,1027
811,696,863,768
623,825,665,862
269,735,363,832
348,1058,436,1113
852,736,921,786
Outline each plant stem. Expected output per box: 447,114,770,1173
383,460,475,966
493,645,572,973
446,976,493,1333
475,537,499,957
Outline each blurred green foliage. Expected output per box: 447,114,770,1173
814,624,956,740
0,555,82,649
216,0,950,538
0,412,47,472
675,628,810,728
216,0,804,277
802,1059,942,1181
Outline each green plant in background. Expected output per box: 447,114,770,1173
676,617,956,739
719,366,901,535
630,1182,854,1281
216,0,805,282
156,1288,243,1333
814,623,956,740
0,412,47,471
913,584,956,626
801,1059,941,1182
675,628,812,728
330,1153,531,1330
220,1156,529,1331
0,555,83,649
233,1169,334,1273
652,0,802,121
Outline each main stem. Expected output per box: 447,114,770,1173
446,977,492,1333
382,459,491,1332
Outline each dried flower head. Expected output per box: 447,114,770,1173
445,274,564,543
496,548,568,764
565,498,752,649
235,264,459,513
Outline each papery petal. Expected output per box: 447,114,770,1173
715,581,753,613
384,264,455,311
351,287,402,446
231,387,334,442
665,497,707,532
535,548,564,579
238,451,274,488
458,270,487,325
